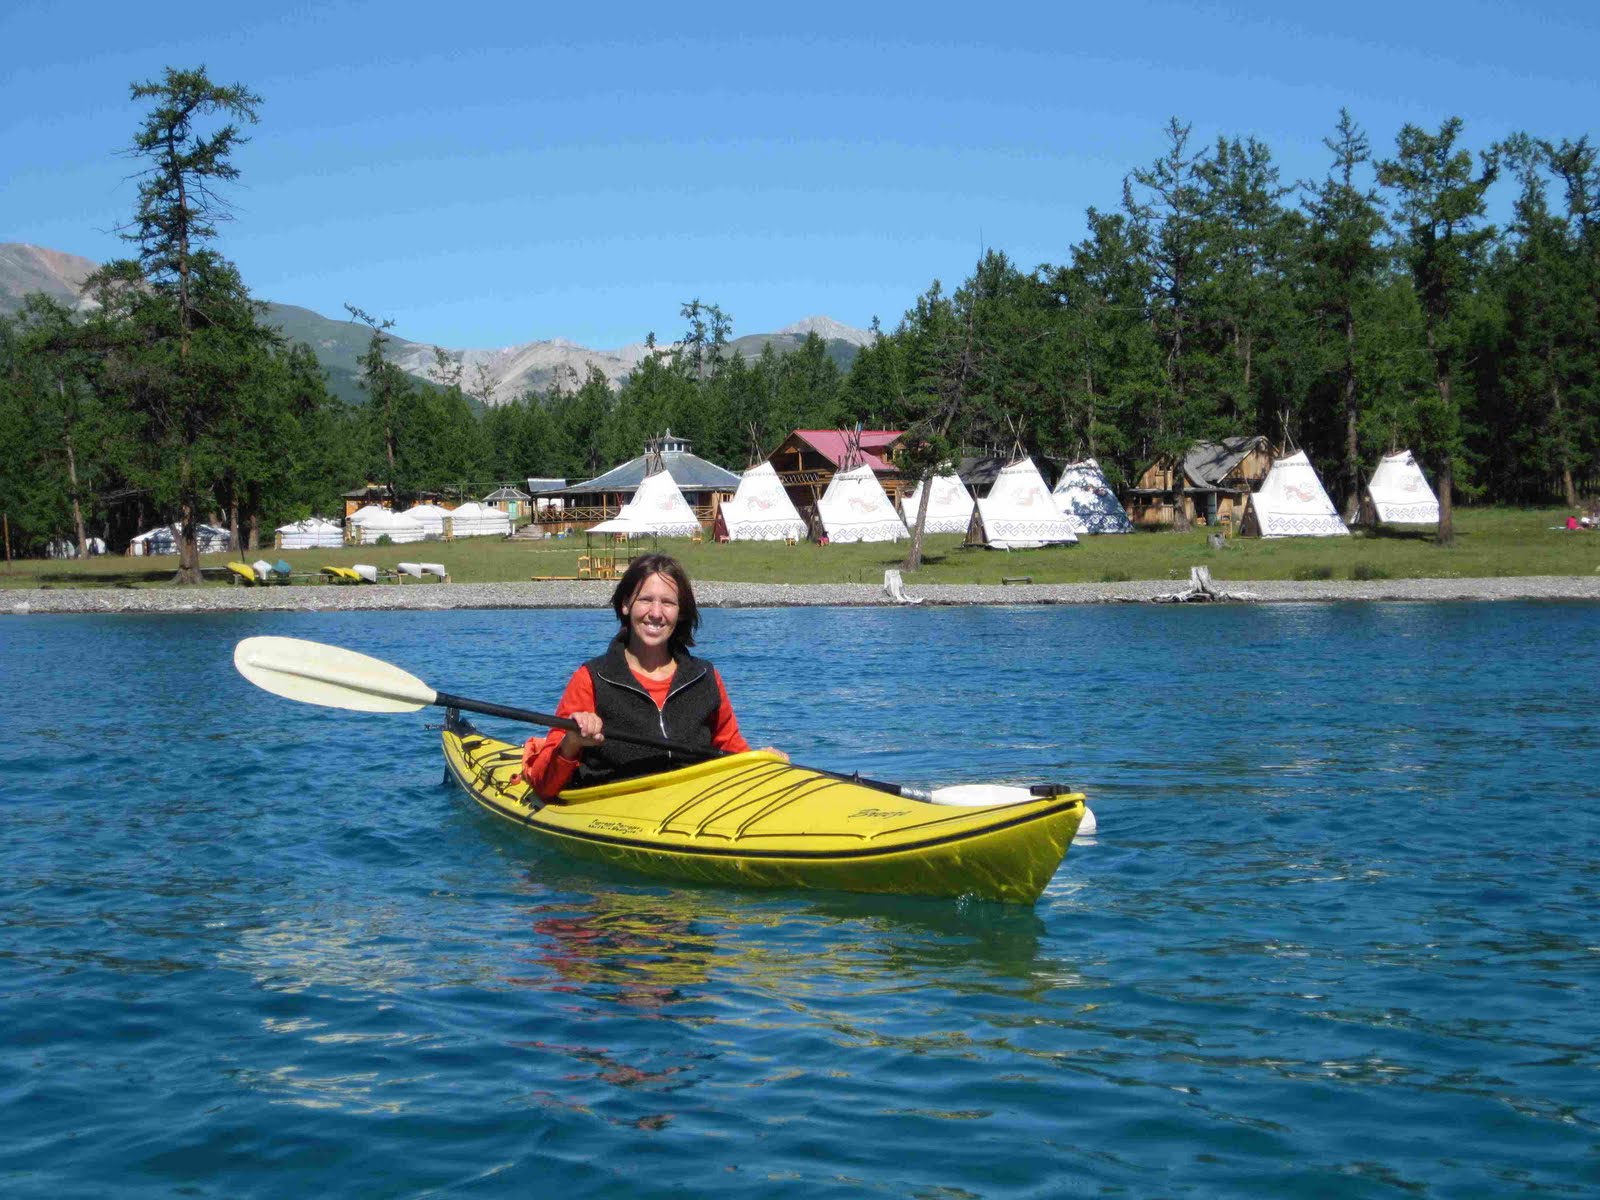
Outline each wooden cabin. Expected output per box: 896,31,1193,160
768,430,906,514
483,485,532,521
1126,436,1273,528
341,483,393,520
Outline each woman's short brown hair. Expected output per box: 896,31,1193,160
610,553,700,650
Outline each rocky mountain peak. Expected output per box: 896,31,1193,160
776,315,875,347
0,243,100,311
1,242,870,402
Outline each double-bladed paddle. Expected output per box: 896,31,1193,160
233,635,934,801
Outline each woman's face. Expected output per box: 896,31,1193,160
625,571,680,653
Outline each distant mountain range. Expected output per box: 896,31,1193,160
0,243,871,404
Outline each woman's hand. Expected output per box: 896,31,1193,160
759,745,790,763
559,711,605,758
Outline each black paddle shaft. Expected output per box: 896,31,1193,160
430,689,923,800
432,690,720,759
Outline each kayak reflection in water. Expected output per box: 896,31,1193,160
521,553,784,799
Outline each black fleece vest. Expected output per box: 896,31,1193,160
574,637,721,786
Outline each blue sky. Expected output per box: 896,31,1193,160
4,0,1597,349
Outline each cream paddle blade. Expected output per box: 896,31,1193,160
233,636,437,713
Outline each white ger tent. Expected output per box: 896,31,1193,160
1239,450,1350,537
349,506,427,545
46,537,107,558
1053,458,1133,535
275,517,344,549
590,470,702,537
817,464,908,543
130,523,230,555
717,462,807,542
968,458,1079,549
899,471,975,534
447,502,512,538
1360,450,1439,526
401,503,451,537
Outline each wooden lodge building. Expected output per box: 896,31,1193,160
768,430,906,513
341,484,394,520
537,432,742,529
1125,436,1273,528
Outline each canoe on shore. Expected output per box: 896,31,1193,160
442,711,1086,904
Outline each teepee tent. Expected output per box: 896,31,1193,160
899,471,975,534
275,517,344,549
1052,458,1133,534
968,459,1079,549
591,469,702,537
817,464,908,543
1239,450,1350,537
1360,450,1439,526
717,462,807,541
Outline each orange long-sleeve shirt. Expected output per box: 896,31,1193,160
521,664,749,800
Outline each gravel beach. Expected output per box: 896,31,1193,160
7,574,1600,614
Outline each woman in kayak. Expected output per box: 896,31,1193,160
522,553,767,799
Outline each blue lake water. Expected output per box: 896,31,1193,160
2,601,1598,1198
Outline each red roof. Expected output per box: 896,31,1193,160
790,430,904,473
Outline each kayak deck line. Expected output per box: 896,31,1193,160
442,712,1085,902
458,731,1013,843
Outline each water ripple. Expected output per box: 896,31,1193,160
2,603,1598,1196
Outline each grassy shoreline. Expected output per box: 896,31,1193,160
4,507,1597,591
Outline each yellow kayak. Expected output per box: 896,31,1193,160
442,712,1085,904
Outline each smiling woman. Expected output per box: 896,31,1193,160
519,553,758,799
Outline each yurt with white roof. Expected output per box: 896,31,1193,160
1053,458,1133,535
817,464,908,543
346,504,389,526
402,503,451,538
448,502,512,538
899,471,975,534
591,470,701,537
1239,450,1349,537
1359,450,1439,526
275,517,344,550
349,507,426,545
967,459,1079,549
129,523,231,555
716,462,808,541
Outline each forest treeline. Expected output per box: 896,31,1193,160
3,68,1597,573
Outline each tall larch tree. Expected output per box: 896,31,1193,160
1378,118,1498,543
88,66,264,583
1124,118,1215,531
1303,110,1389,517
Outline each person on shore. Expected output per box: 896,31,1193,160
521,553,773,799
